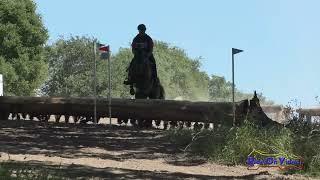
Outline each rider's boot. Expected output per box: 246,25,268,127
123,79,131,85
123,75,133,85
124,61,134,85
130,85,135,95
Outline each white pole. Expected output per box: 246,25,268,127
93,41,97,124
108,52,112,125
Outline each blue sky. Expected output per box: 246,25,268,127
35,0,320,107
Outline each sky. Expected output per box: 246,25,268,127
34,0,320,107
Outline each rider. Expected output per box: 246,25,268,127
124,24,159,85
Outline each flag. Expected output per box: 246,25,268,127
97,43,110,59
97,43,110,52
232,48,243,55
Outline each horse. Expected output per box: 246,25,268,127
127,45,165,128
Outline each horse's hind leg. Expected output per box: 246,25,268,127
148,84,166,128
135,91,151,128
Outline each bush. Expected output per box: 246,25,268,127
291,127,320,175
165,126,230,161
166,119,320,177
0,161,65,180
221,120,294,165
309,153,320,176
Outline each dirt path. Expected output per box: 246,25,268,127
0,120,312,179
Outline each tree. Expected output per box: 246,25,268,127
0,0,48,95
208,75,274,105
208,75,232,101
42,38,210,100
41,36,96,96
153,41,210,100
110,41,210,100
43,36,273,104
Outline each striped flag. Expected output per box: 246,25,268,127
97,43,110,59
98,43,110,52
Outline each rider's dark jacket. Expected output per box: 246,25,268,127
130,33,158,79
131,33,154,56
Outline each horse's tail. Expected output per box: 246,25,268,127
159,84,165,99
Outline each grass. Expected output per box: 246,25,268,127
0,161,66,180
165,119,320,177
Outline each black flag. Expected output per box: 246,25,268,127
232,48,243,55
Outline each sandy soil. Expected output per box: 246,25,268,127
0,120,313,180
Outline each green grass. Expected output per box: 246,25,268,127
0,161,66,180
165,119,320,177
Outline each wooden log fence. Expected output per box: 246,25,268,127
0,96,250,125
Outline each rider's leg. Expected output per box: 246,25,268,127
130,85,135,95
124,59,134,85
149,55,158,80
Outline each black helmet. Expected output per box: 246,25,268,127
137,24,146,31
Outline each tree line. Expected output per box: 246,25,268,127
0,0,273,104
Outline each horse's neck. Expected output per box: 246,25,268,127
136,78,154,94
134,53,147,63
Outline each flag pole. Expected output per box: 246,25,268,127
232,52,235,126
108,51,112,125
93,41,97,124
231,48,243,127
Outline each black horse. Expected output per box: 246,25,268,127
126,45,165,128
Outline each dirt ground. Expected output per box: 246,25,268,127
0,120,313,180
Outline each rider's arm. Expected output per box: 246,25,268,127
131,36,137,55
147,36,154,57
131,46,136,54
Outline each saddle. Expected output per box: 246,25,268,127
124,60,158,86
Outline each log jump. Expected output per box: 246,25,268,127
0,93,278,128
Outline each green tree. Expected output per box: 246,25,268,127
154,41,209,100
42,38,210,100
41,36,96,96
109,41,210,100
0,0,48,95
42,36,128,98
208,75,274,105
43,36,273,104
208,75,232,101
